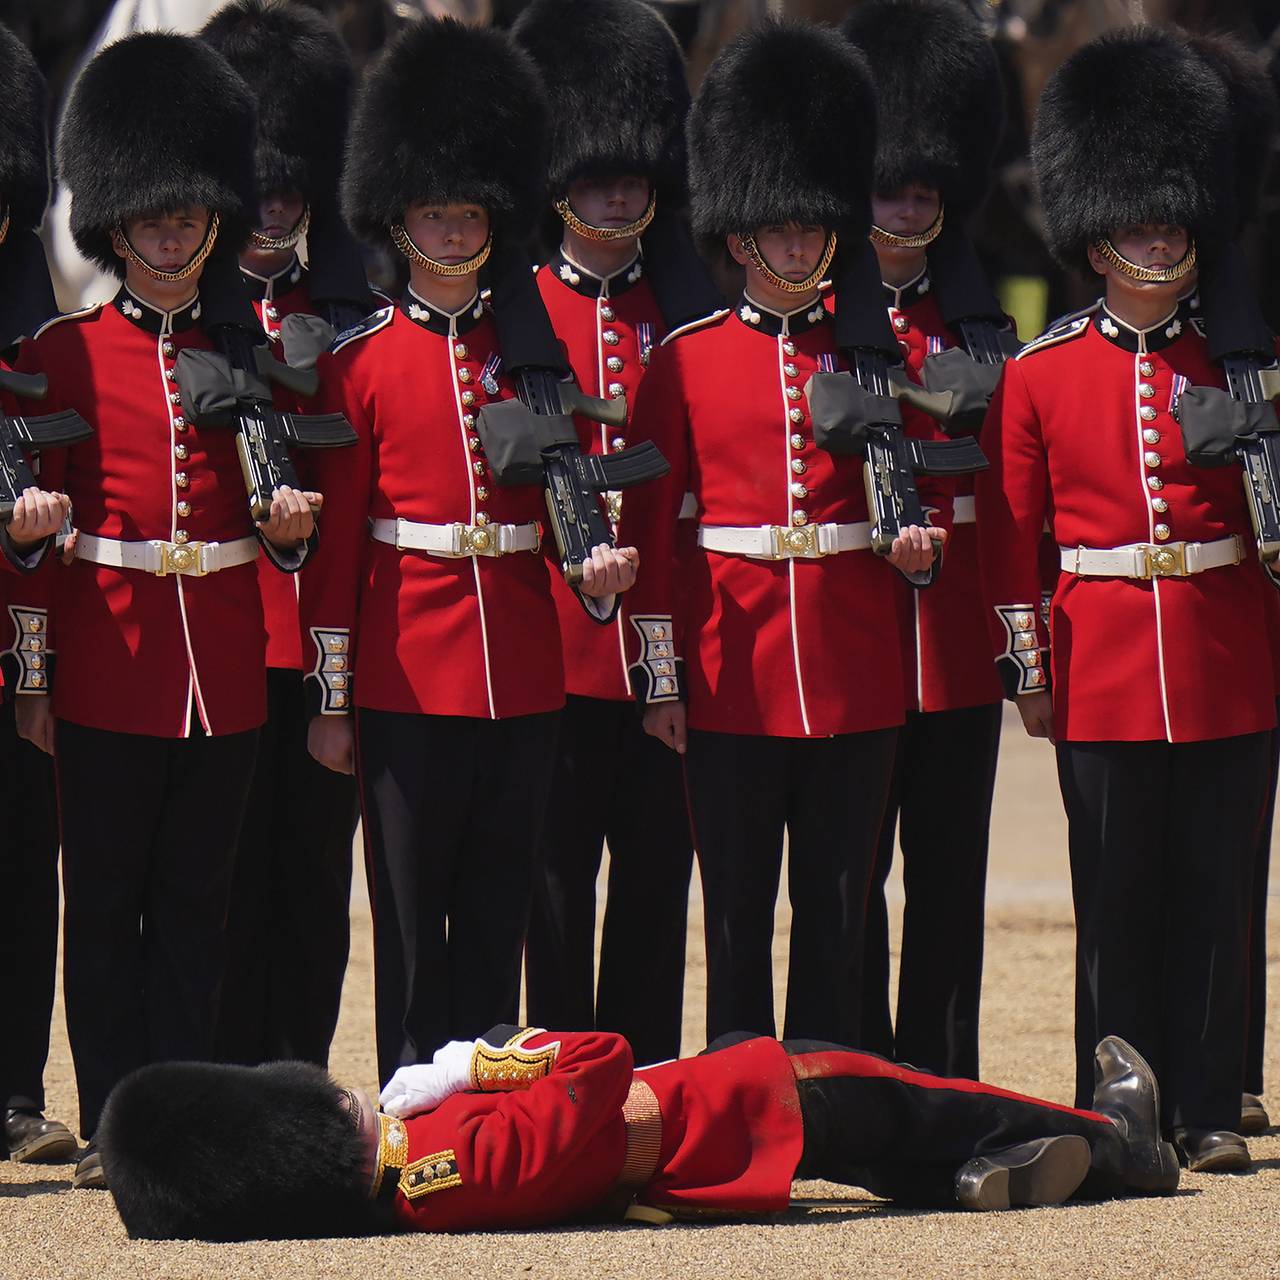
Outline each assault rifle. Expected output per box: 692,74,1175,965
0,367,93,523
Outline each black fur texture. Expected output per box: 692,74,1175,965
1185,30,1278,230
201,0,354,209
342,18,549,249
841,0,1003,211
58,32,257,276
688,19,877,248
0,22,49,231
512,0,690,202
1033,25,1232,268
99,1061,373,1241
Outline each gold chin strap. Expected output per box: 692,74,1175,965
738,230,837,295
391,223,493,277
250,203,311,251
554,193,656,242
1093,237,1198,284
0,206,9,250
113,212,221,284
870,206,944,249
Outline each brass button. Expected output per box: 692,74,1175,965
165,368,177,382
330,674,348,690
469,436,481,452
1138,383,1155,399
476,487,489,501
608,382,626,398
29,672,44,688
658,676,676,694
461,391,476,407
473,460,485,476
786,386,802,401
458,368,472,384
29,654,43,670
177,501,191,517
1154,523,1171,541
331,692,347,708
791,509,808,526
169,391,182,405
454,343,468,359
162,341,176,358
326,637,346,652
783,363,799,378
602,329,620,345
1144,451,1161,468
175,471,190,489
1143,428,1160,445
1139,360,1155,378
791,458,807,475
266,306,280,321
600,305,615,322
612,436,626,452
475,512,490,526
174,416,186,431
175,444,189,461
606,356,623,373
791,482,808,499
791,433,806,450
893,315,909,333
1139,405,1157,421
1147,475,1164,491
788,407,804,424
649,624,667,640
1152,497,1168,513
782,341,797,357
174,529,188,543
26,617,42,632
462,414,476,431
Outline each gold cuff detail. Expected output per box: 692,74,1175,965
469,1030,560,1091
399,1149,463,1201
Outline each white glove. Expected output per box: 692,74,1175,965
378,1039,476,1118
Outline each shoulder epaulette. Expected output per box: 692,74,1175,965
661,308,731,347
1015,304,1097,361
32,303,103,340
332,305,395,354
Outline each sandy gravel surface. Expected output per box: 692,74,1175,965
2,709,1277,1279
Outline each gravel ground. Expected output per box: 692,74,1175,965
2,709,1277,1279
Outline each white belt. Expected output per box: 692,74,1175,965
1059,535,1243,580
953,495,975,525
74,532,259,577
370,517,540,558
697,521,872,560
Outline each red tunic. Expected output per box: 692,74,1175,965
976,297,1277,742
6,287,293,737
620,295,943,738
389,1030,802,1232
300,290,565,720
537,248,666,700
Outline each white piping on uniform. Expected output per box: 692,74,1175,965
776,319,812,734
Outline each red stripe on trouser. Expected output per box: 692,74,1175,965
788,1050,1114,1128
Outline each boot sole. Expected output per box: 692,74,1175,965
10,1130,78,1164
1186,1145,1251,1174
956,1135,1091,1210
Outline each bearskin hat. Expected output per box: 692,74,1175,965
201,0,354,211
99,1061,374,1242
688,19,877,250
1184,31,1278,231
841,0,1003,212
58,32,257,276
343,18,549,249
1032,25,1233,269
0,23,49,232
512,0,690,203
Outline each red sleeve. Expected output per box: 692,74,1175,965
616,340,691,706
297,346,371,717
392,1030,633,1231
974,357,1051,697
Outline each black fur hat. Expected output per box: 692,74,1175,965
841,0,1003,212
688,19,877,249
58,31,257,276
201,0,354,211
511,0,690,203
99,1061,373,1241
343,18,548,249
1184,30,1278,231
1032,25,1232,269
0,22,50,232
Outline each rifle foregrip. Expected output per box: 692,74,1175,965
0,369,48,400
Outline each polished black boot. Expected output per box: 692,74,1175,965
5,1108,77,1163
1089,1036,1180,1194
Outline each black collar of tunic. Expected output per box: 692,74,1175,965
735,291,828,338
240,255,306,302
1093,292,1199,353
547,246,644,300
114,285,203,335
400,286,487,337
882,266,932,311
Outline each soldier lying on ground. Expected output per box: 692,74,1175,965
96,1027,1179,1239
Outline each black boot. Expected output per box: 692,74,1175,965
1089,1036,1180,1194
4,1108,77,1163
955,1135,1092,1210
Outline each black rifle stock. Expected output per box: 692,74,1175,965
0,367,93,522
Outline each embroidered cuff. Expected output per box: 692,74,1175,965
309,626,352,714
994,603,1048,697
469,1028,560,1091
8,606,50,693
628,615,684,704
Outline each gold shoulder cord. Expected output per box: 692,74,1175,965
738,230,837,295
554,193,656,243
390,223,493,277
250,203,311,251
1092,237,1198,284
869,206,945,250
113,212,221,284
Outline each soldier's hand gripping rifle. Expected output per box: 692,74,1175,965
176,255,357,524
1176,244,1280,564
808,243,987,580
0,367,93,523
474,245,669,616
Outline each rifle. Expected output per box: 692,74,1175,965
0,367,93,522
176,255,356,523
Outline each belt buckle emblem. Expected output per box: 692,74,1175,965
156,540,208,576
1144,543,1185,578
772,524,821,559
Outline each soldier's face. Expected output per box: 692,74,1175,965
739,223,829,283
116,206,211,274
1088,223,1190,303
871,183,940,238
566,175,651,228
257,190,306,239
403,201,491,263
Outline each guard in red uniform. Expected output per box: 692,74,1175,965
620,21,945,1048
96,1026,1180,1239
841,0,1010,1080
302,18,636,1087
0,21,78,1168
200,0,372,1072
977,27,1277,1172
513,0,716,1066
7,33,319,1188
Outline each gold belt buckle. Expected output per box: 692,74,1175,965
770,524,821,559
1144,542,1186,578
156,540,209,576
460,524,498,556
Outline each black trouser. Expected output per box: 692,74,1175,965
217,669,359,1067
1245,701,1279,1097
525,695,694,1065
862,703,1002,1079
357,707,560,1086
685,726,898,1046
0,699,60,1114
57,720,258,1139
1055,732,1270,1132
